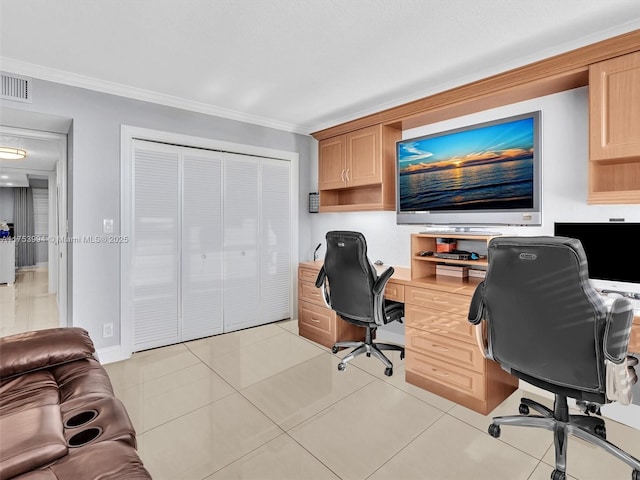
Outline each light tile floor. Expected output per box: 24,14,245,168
2,272,638,479
0,267,58,337
103,320,640,480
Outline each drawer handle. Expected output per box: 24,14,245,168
431,299,450,304
431,344,449,352
310,317,321,323
431,368,449,377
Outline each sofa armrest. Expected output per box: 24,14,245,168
0,328,95,380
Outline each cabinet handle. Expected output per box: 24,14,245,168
310,317,321,323
345,168,350,181
431,368,449,377
341,169,345,182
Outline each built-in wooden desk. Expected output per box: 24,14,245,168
298,259,640,415
298,260,516,414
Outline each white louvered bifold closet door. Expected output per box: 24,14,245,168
223,153,260,332
260,158,291,323
182,149,224,341
132,140,180,351
127,140,292,351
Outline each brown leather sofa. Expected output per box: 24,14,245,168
0,327,151,479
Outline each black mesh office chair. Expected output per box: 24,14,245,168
315,231,405,376
468,236,640,480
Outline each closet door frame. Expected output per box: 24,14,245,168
121,125,299,361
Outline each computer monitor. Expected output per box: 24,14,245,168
554,222,640,299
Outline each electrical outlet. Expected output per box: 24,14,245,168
103,322,114,338
103,219,114,234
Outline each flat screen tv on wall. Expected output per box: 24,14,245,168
396,110,542,227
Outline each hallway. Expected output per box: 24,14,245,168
0,267,58,337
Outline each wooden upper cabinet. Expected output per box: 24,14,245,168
347,125,382,187
589,51,640,161
318,134,347,190
318,125,382,190
317,124,400,212
588,50,640,204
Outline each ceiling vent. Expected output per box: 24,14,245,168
1,73,32,103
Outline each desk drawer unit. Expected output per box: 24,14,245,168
406,326,484,373
404,305,476,344
384,283,405,302
299,267,319,284
299,301,334,337
406,349,485,400
297,265,364,348
299,280,325,307
404,283,517,414
405,286,471,315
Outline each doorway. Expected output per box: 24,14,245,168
0,125,68,335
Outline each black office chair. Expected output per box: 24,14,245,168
315,231,405,376
468,236,640,480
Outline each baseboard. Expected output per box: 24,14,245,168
95,345,130,365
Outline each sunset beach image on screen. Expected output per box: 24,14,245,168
398,115,535,212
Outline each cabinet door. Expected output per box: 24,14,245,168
223,153,260,332
347,124,382,187
589,51,640,161
260,158,291,323
131,140,180,351
182,149,224,341
318,135,346,190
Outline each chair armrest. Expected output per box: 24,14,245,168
373,266,394,296
467,281,485,325
314,266,326,288
314,266,332,309
0,327,95,380
603,297,634,364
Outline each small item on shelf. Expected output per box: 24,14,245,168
436,238,457,253
436,264,469,278
468,268,487,279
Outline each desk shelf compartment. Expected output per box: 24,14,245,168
411,233,495,281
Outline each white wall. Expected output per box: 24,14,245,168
1,77,315,353
308,87,640,264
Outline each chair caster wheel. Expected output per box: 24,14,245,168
400,351,405,360
632,470,640,480
337,363,346,372
551,469,565,480
488,424,501,438
519,403,530,415
594,424,606,440
384,367,393,377
366,352,371,357
331,346,339,354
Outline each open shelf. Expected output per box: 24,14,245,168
411,233,497,281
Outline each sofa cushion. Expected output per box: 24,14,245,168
0,328,95,380
0,404,67,479
0,371,59,416
13,440,151,480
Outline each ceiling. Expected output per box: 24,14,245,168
1,0,640,139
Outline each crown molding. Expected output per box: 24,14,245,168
0,57,311,135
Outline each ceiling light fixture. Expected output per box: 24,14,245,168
0,147,27,160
